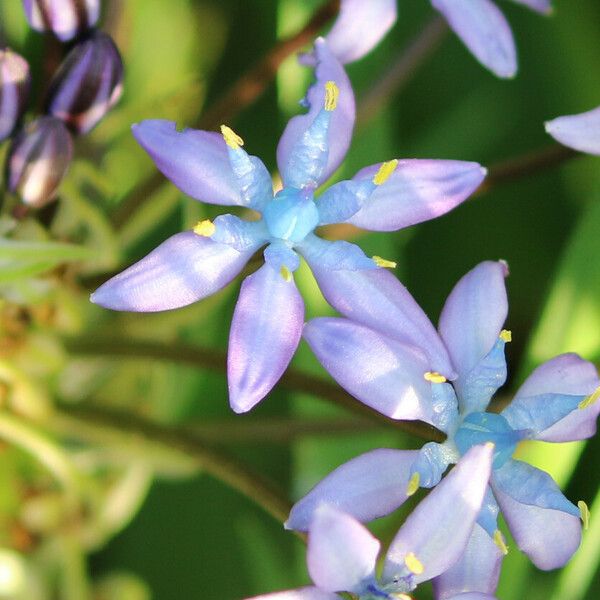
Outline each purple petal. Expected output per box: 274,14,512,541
286,448,418,532
306,264,455,378
432,524,502,600
297,235,376,271
228,264,304,413
323,0,397,64
492,460,581,570
545,106,600,156
277,38,355,187
509,0,553,14
383,444,493,585
347,160,486,232
23,0,100,41
438,261,508,383
431,0,517,78
303,318,435,423
132,120,242,205
0,49,30,142
444,594,497,600
246,588,339,600
91,232,253,311
307,505,379,594
508,354,600,442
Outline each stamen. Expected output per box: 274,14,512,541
280,266,292,282
578,500,590,531
373,159,399,186
493,529,509,555
324,81,339,111
424,371,447,384
406,472,420,497
579,386,600,410
220,124,244,149
373,255,397,269
193,219,215,237
499,330,512,343
404,552,424,575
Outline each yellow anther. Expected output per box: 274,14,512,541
193,219,215,237
493,530,509,555
373,255,397,269
406,472,420,497
404,552,424,575
280,266,292,282
424,371,447,384
220,124,244,149
373,159,399,186
500,329,512,343
579,386,600,410
324,81,339,111
578,500,590,531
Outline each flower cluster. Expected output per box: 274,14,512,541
2,0,123,210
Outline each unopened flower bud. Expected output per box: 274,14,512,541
7,116,73,208
45,32,123,134
22,0,100,42
0,49,30,142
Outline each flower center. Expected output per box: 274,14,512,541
262,187,319,243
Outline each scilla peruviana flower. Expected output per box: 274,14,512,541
91,39,486,414
290,261,599,583
545,104,600,156
23,0,100,42
313,0,552,78
248,444,494,600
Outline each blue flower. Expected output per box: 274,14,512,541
290,261,599,590
247,445,493,600
91,39,485,414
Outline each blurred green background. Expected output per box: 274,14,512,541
0,0,599,598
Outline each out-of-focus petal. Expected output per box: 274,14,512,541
444,594,497,600
297,235,375,271
307,505,379,594
0,49,30,142
131,120,242,206
430,0,517,78
286,448,418,532
303,318,435,423
306,264,454,378
438,261,508,385
492,460,581,570
23,0,100,41
322,0,397,64
509,0,552,14
545,106,600,156
246,588,339,600
91,232,253,311
228,263,304,413
346,160,486,232
277,38,355,187
507,353,600,442
433,524,502,600
383,444,493,585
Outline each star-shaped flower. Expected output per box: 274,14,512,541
289,261,599,581
91,40,485,413
316,0,552,78
248,444,493,600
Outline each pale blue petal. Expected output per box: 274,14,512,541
347,160,486,232
492,460,581,570
286,449,418,531
277,38,355,188
383,444,493,585
228,264,304,413
212,214,269,252
322,0,397,64
303,318,436,423
306,264,455,377
246,588,339,600
316,180,373,225
431,0,517,78
508,0,552,14
409,442,453,488
432,524,502,600
297,234,376,271
264,241,301,273
545,106,600,156
507,353,600,442
430,381,460,433
307,505,379,594
438,261,508,386
132,120,242,205
91,232,253,312
476,486,500,537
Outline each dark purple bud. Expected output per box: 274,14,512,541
0,49,31,142
7,116,73,208
45,32,123,135
22,0,100,42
